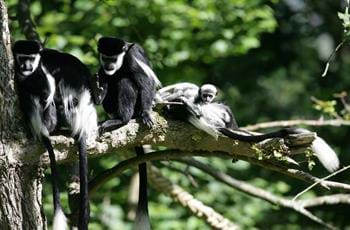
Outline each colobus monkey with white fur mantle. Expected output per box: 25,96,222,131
158,83,340,172
97,37,161,133
97,37,161,230
13,40,97,230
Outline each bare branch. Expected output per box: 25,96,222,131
234,155,350,191
293,164,350,201
88,150,232,194
244,119,350,131
300,194,350,207
17,0,41,41
148,165,240,230
175,158,336,229
88,150,239,229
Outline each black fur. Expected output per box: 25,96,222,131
97,38,156,133
13,40,96,230
97,37,159,229
134,147,151,230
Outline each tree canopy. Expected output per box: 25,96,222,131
3,0,350,229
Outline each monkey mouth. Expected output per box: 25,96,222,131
103,68,117,76
21,70,34,76
202,99,211,104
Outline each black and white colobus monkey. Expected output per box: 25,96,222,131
97,37,161,133
97,37,161,230
158,83,340,172
13,40,97,230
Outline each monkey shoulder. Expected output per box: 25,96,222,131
125,44,152,70
40,49,91,88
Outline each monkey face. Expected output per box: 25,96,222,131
100,53,125,76
199,84,217,104
15,53,41,76
201,92,216,104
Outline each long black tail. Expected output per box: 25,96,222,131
42,135,62,212
218,127,291,142
77,134,89,230
134,146,151,230
42,135,67,230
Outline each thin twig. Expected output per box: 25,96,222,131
17,0,41,41
322,40,345,77
293,165,350,201
244,119,350,131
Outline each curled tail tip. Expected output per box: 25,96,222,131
53,207,68,230
312,137,340,173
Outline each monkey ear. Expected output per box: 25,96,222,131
123,42,134,52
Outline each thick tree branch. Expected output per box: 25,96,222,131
15,114,313,167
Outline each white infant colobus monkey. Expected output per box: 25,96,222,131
157,82,340,172
13,40,98,230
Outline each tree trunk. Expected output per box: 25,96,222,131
0,1,46,229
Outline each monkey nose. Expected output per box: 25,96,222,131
105,64,114,71
20,65,32,71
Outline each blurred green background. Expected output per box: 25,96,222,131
6,0,350,229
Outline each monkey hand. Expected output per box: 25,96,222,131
98,119,125,135
98,121,110,135
141,111,154,128
180,97,202,118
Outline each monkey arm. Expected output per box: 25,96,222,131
132,72,156,127
162,91,184,102
181,97,202,118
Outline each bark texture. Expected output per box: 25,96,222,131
0,1,46,229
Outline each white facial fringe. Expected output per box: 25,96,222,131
19,54,41,76
101,52,126,76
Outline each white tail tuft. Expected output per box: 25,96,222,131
53,207,68,230
312,136,340,173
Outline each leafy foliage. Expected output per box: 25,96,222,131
6,0,350,229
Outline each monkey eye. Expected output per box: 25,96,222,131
18,57,27,63
203,94,213,98
101,56,117,62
